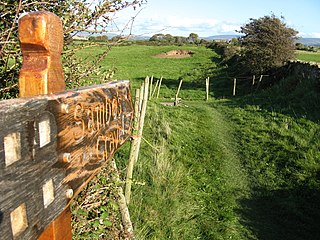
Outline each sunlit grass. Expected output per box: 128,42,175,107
296,50,320,63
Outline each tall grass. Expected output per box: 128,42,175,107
125,101,252,239
72,44,320,239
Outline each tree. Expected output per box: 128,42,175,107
0,0,146,98
238,14,298,75
187,33,200,44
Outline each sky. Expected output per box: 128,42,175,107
109,0,320,38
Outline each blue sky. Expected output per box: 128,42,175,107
110,0,320,37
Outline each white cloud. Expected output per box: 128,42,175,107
310,32,320,38
218,23,241,33
166,16,219,28
110,12,242,37
298,32,320,38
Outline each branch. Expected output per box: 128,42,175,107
0,0,22,56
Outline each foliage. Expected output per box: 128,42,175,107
207,40,240,62
186,33,200,44
149,33,207,46
238,14,298,75
295,42,318,52
88,35,109,42
72,162,125,240
0,0,146,98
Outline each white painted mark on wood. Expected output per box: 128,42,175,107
42,179,55,208
39,117,51,148
4,132,21,167
10,203,28,238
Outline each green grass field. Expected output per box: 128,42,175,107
72,44,320,239
296,50,320,63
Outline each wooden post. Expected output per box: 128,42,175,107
125,88,141,204
151,79,159,99
259,75,263,82
1,11,133,240
149,75,153,100
233,78,237,96
19,11,65,97
18,11,71,240
125,77,149,205
156,76,163,99
174,80,183,106
205,77,210,101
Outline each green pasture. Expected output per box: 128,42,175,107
76,44,218,99
72,44,320,240
296,50,320,63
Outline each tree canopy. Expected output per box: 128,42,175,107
238,14,298,75
0,0,146,98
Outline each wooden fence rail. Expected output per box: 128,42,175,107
0,11,133,240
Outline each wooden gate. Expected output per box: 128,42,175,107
0,11,133,240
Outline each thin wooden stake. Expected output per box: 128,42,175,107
156,76,163,99
174,80,183,106
151,79,159,99
125,88,140,206
111,159,134,239
149,75,153,100
252,75,255,86
259,75,263,82
138,82,144,118
233,78,237,96
125,77,149,205
205,77,210,101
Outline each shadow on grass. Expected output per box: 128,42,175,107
132,76,206,91
238,186,320,240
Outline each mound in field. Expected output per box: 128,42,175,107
154,50,195,58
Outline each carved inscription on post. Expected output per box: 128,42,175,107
55,82,133,194
0,81,133,240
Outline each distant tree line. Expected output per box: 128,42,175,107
295,43,318,52
149,33,209,45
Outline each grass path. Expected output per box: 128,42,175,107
71,44,320,239
129,98,320,240
129,101,253,239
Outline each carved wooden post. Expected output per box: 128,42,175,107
0,11,133,240
18,11,70,240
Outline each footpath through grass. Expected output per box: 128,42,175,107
127,101,251,239
72,44,320,239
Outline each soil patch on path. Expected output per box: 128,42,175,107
154,50,194,58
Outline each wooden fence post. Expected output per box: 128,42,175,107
125,77,149,205
125,88,141,204
149,75,153,100
205,77,210,101
18,11,71,240
233,78,237,96
156,76,163,99
174,80,183,106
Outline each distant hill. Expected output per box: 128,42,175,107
202,35,320,47
202,35,241,41
296,38,320,47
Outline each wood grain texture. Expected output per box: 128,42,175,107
0,81,133,240
18,11,69,240
18,11,65,97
